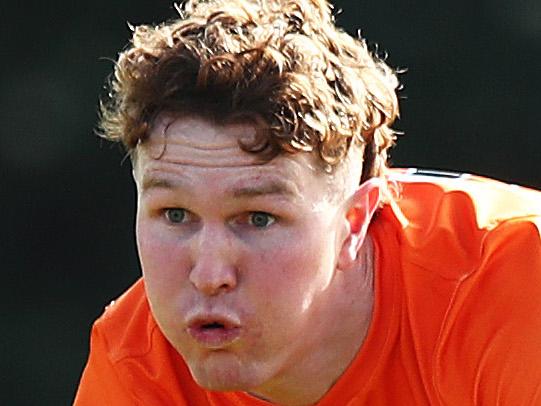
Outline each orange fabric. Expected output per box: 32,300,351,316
75,172,541,405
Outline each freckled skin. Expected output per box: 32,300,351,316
134,113,377,406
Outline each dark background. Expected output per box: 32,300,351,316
2,0,539,404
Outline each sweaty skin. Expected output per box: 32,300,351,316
133,113,378,406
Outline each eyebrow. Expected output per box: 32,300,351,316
141,175,299,199
141,176,179,192
231,181,299,199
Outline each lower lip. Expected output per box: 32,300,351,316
188,326,241,348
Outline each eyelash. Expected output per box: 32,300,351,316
164,208,187,224
247,211,276,228
162,208,277,229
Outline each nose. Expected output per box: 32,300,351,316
189,223,238,296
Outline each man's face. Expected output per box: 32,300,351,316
134,114,351,393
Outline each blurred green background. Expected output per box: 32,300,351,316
1,0,539,404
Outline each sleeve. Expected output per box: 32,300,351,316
434,219,541,405
73,321,134,406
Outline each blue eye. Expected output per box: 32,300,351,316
249,212,276,228
165,208,186,224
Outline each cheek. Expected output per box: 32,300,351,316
136,220,191,305
249,230,335,315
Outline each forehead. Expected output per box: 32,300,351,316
137,113,268,167
134,113,328,197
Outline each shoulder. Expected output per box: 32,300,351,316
92,278,159,362
385,170,541,402
390,168,541,229
78,280,202,404
385,168,541,280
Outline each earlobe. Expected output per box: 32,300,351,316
337,178,382,270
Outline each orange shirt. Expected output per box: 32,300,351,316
75,170,541,405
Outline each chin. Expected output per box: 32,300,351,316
192,370,260,393
188,354,265,392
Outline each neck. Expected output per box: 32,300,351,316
249,237,375,405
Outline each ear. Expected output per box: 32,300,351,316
337,178,382,271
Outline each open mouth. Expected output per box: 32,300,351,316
187,315,241,348
202,322,225,329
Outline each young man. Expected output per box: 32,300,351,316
75,0,541,404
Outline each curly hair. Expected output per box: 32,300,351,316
100,0,400,187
